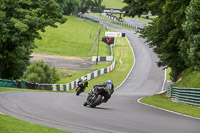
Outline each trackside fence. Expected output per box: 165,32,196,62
113,20,142,31
103,14,143,31
78,13,99,23
167,87,200,106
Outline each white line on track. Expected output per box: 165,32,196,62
161,68,167,92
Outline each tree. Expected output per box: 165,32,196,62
23,61,60,84
122,0,165,17
79,0,92,13
79,0,104,14
55,0,79,15
93,0,105,13
52,66,60,83
123,0,191,81
181,0,200,71
0,0,66,79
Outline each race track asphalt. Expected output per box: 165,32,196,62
0,15,200,133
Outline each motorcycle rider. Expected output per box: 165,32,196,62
94,80,114,103
77,77,88,91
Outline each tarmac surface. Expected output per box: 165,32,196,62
30,53,96,71
0,15,199,133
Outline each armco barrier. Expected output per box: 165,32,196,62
113,20,142,32
167,87,200,106
103,14,143,31
78,14,99,23
92,56,113,61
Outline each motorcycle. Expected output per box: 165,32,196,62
83,86,107,108
76,81,85,96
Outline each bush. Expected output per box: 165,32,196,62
23,61,60,84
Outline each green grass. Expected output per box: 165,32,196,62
89,62,112,70
166,67,171,81
0,114,70,133
0,87,54,93
0,87,27,92
140,94,200,118
173,69,200,88
102,0,126,9
34,16,109,58
55,69,90,84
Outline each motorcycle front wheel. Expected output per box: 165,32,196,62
90,95,102,108
76,87,81,96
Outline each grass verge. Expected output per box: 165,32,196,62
56,69,90,84
0,87,54,93
173,69,200,88
140,93,200,118
0,87,26,92
0,114,70,133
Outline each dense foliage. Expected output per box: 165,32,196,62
55,0,105,14
0,0,66,79
123,0,199,81
55,0,80,15
79,0,104,13
181,0,200,71
23,61,60,84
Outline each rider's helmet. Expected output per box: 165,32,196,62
107,80,113,84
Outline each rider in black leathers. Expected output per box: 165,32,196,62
94,80,114,103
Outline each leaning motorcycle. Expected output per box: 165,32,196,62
83,86,106,108
76,81,85,96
